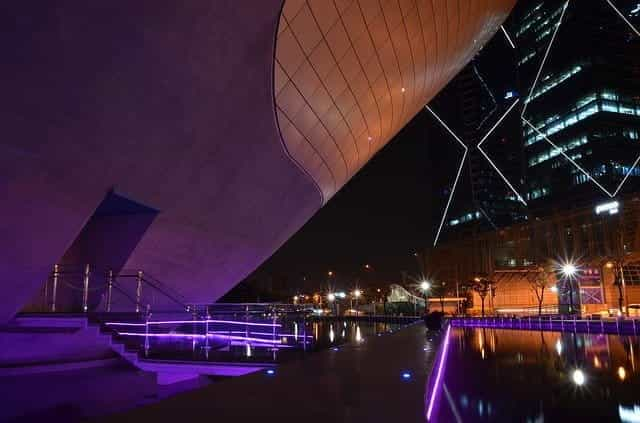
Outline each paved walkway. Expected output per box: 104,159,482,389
96,322,442,422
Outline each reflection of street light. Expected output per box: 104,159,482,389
572,369,586,386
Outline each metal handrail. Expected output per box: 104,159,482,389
43,264,188,314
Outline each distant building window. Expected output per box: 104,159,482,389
524,91,640,146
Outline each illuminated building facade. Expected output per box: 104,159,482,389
514,0,640,210
425,194,640,315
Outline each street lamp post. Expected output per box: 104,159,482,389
420,281,431,314
562,263,577,315
353,289,361,315
327,293,336,316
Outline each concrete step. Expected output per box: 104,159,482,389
11,316,88,329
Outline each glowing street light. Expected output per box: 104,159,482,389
353,289,362,298
618,366,627,381
572,369,586,386
327,293,335,302
420,281,431,291
550,285,559,293
562,263,577,277
327,271,334,277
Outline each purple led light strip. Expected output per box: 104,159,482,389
106,320,282,327
115,331,292,345
208,330,313,338
426,324,451,421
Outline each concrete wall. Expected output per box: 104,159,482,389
0,0,321,322
0,1,514,322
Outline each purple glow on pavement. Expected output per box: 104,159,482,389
426,325,451,421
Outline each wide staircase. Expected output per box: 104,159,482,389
5,265,306,383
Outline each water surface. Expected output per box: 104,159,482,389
433,327,640,422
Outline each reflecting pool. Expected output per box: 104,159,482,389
432,327,640,422
129,319,402,363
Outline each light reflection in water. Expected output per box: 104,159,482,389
433,327,640,422
355,325,362,343
329,324,335,343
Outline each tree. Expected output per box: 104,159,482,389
430,281,448,312
467,275,496,317
526,263,554,316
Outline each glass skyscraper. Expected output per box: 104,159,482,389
514,0,640,212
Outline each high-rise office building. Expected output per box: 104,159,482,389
514,0,640,212
428,35,526,238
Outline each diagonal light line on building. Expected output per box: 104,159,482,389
426,106,468,150
612,154,640,197
521,0,570,118
605,0,640,37
477,99,527,204
602,0,640,195
500,25,516,49
522,117,615,197
426,106,469,247
598,0,640,196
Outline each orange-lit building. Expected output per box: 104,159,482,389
426,195,640,315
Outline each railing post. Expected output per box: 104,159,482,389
106,270,113,312
144,312,150,357
51,264,59,312
135,271,143,313
82,264,90,312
